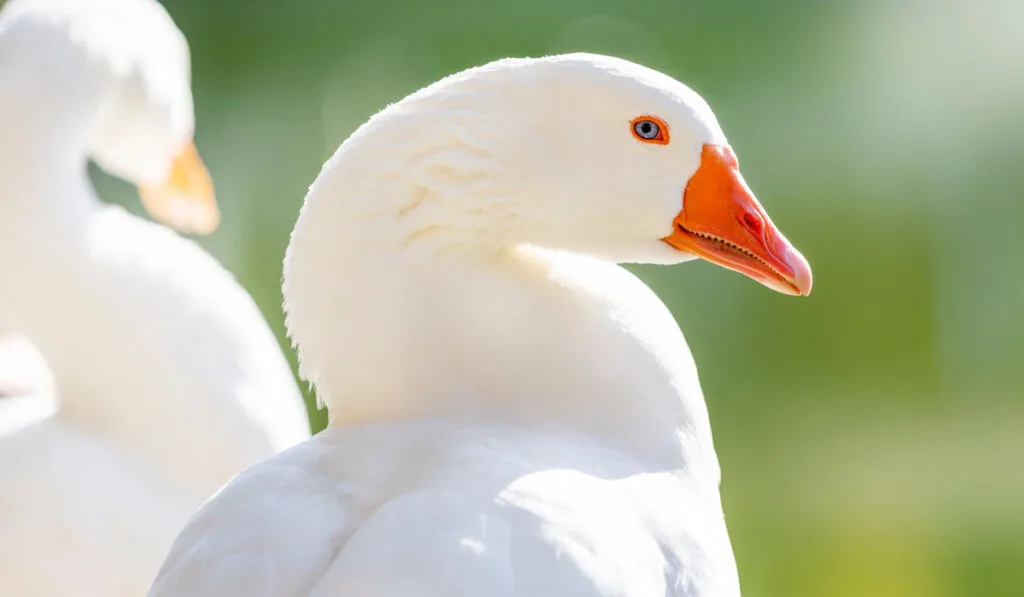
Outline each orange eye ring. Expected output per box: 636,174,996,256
630,115,669,145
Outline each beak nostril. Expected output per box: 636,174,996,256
741,213,763,236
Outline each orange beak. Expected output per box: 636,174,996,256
662,144,812,296
137,140,219,235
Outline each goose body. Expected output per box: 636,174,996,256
150,53,811,596
0,0,309,594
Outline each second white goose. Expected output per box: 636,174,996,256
0,0,310,595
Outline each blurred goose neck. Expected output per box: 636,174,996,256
0,83,104,235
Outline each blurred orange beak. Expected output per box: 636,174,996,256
138,140,219,235
663,144,812,296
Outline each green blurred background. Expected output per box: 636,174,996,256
86,0,1023,595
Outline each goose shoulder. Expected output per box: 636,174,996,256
150,423,738,597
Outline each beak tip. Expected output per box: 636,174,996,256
787,251,813,297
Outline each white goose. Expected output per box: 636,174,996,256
149,53,812,596
0,0,309,594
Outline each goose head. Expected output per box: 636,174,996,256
291,52,811,294
0,0,218,234
436,53,814,295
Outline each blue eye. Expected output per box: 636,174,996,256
630,116,668,144
633,119,660,140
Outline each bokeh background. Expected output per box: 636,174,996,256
23,0,1024,595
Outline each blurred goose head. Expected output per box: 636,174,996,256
0,0,217,233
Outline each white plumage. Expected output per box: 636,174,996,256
149,53,811,596
0,0,310,594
